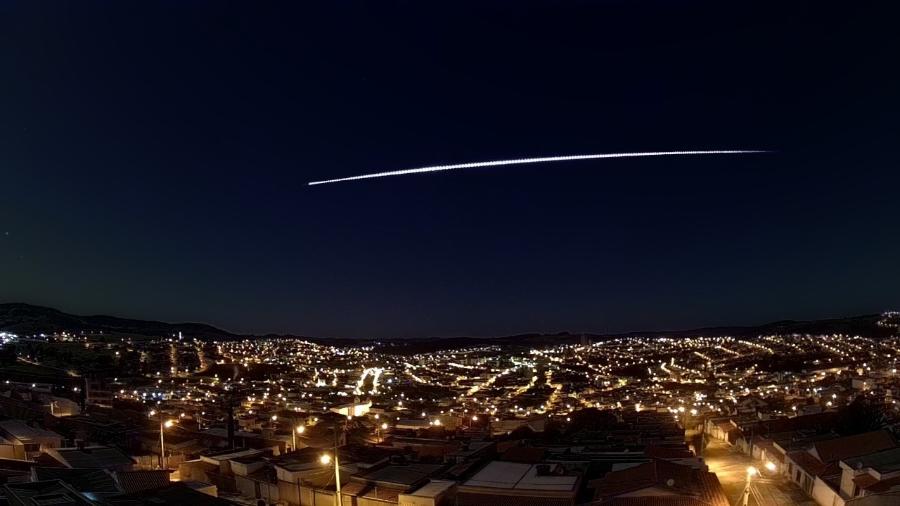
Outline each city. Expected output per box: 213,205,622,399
3,1,898,505
0,307,898,505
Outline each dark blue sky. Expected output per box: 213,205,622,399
2,1,898,338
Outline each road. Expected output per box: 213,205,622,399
704,439,815,506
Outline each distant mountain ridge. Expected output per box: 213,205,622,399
0,302,893,343
0,303,237,338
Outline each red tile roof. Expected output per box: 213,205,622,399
593,459,728,506
787,451,827,477
863,474,900,493
853,474,879,489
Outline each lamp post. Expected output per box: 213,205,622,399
320,451,342,506
292,423,305,451
150,410,175,469
743,466,757,506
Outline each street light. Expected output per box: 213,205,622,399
743,466,757,506
320,452,342,506
765,461,777,472
376,422,389,443
152,411,176,470
292,424,305,451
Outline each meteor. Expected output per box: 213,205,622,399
307,150,769,186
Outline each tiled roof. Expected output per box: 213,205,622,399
787,451,827,477
866,474,900,493
812,431,896,463
32,467,120,494
114,469,171,494
2,479,95,506
54,446,134,469
593,459,728,506
104,482,236,505
853,474,879,489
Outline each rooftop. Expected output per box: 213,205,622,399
843,446,900,474
463,461,578,492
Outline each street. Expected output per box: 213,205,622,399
704,439,816,506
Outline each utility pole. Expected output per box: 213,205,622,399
159,417,167,469
333,422,343,506
226,389,236,450
742,466,757,506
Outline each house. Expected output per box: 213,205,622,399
114,469,173,494
0,420,64,459
31,467,122,499
782,430,897,500
456,460,581,506
838,447,900,502
591,458,729,506
42,445,135,472
104,482,236,505
340,462,445,505
231,453,280,505
179,447,270,496
0,479,95,506
490,416,547,436
398,480,456,506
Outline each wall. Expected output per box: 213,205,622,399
812,476,843,506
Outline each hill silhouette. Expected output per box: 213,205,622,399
0,303,892,345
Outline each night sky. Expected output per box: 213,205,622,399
2,2,898,338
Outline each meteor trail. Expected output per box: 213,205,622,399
307,150,769,186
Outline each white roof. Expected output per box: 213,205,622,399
0,420,62,441
464,461,577,492
406,480,455,498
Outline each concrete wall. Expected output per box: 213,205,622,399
811,476,843,506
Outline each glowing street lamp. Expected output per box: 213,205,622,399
292,424,305,451
320,452,342,506
150,410,176,470
743,466,758,506
376,422,389,443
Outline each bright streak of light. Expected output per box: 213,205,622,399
308,150,769,186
